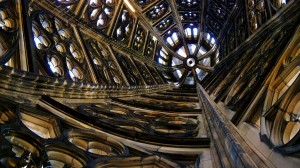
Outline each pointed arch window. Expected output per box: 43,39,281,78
165,31,179,48
184,24,199,40
47,55,64,76
32,24,51,49
66,59,83,81
157,47,169,66
205,32,216,45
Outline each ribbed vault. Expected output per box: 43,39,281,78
0,0,287,87
0,0,298,167
33,0,240,87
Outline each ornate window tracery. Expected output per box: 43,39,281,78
4,129,43,165
31,13,91,82
132,24,146,52
184,24,199,41
0,9,16,31
32,23,51,50
177,0,200,8
0,3,18,63
84,0,116,32
263,65,300,147
134,0,155,8
146,1,168,21
165,29,181,49
47,55,64,76
134,60,155,85
0,96,190,167
113,8,133,44
6,0,300,166
157,47,169,66
156,16,174,32
85,39,124,85
205,32,216,45
144,34,156,58
260,30,300,150
115,53,142,85
180,11,200,22
66,58,84,81
69,42,83,63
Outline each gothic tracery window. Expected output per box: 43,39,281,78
146,1,168,21
85,39,124,85
32,23,51,50
165,30,180,48
47,55,64,76
156,16,174,33
86,0,116,31
115,53,142,85
113,8,133,44
0,9,15,31
132,25,146,52
180,12,200,22
157,47,169,66
135,0,155,8
134,60,154,85
260,31,300,149
66,58,84,81
205,32,216,45
184,24,199,41
31,13,90,82
144,34,156,58
177,0,200,8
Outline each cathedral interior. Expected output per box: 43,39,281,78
0,0,299,167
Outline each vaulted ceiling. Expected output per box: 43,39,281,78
44,0,238,86
27,0,288,86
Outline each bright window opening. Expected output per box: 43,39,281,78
172,32,178,43
206,33,210,40
177,46,187,57
193,28,198,38
211,38,215,44
167,37,174,46
185,28,192,38
158,58,166,65
188,44,197,54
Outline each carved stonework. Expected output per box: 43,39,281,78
132,24,146,52
0,0,18,65
83,0,117,33
113,7,134,45
156,16,174,33
31,12,92,82
146,1,168,22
